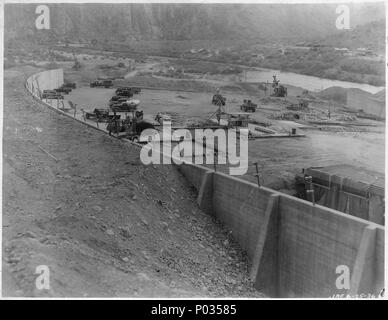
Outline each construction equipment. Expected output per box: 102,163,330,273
116,87,141,95
106,110,152,142
110,99,140,113
271,75,287,97
240,99,257,112
212,94,226,106
109,97,131,107
84,108,120,122
273,86,287,97
41,90,64,99
55,85,72,94
90,80,113,88
226,112,251,128
63,82,76,89
114,90,134,98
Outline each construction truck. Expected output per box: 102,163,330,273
240,99,257,112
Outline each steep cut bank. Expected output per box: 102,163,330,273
2,66,262,297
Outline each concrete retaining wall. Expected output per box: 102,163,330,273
26,69,64,98
179,163,212,191
306,167,385,225
180,162,384,298
212,173,273,258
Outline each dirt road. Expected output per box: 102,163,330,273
2,67,262,297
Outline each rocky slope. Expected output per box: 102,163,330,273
4,3,385,43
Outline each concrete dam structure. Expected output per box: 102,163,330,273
25,69,385,298
179,163,384,297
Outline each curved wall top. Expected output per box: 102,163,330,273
26,68,64,98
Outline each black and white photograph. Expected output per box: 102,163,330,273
1,0,386,302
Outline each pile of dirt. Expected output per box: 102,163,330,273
2,67,262,298
316,86,348,104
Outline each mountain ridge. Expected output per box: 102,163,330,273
4,3,386,43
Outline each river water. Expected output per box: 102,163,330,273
245,68,384,94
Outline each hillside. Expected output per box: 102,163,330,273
4,3,385,43
321,19,386,54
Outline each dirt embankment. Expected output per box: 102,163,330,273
2,67,262,298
